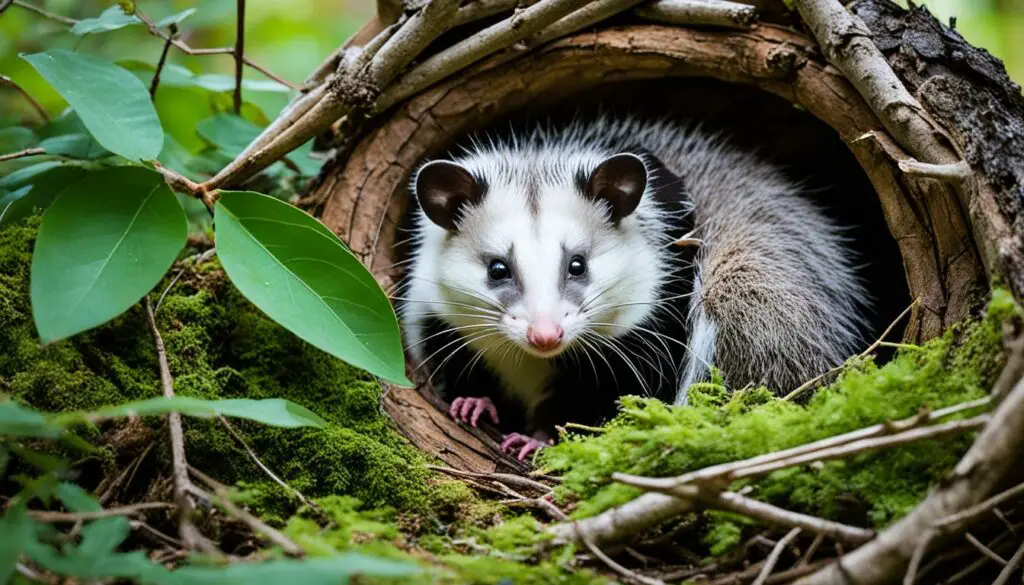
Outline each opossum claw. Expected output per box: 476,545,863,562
501,432,545,461
449,397,498,427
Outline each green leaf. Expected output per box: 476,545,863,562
197,114,262,157
156,8,196,28
0,401,62,438
31,167,187,343
0,160,63,188
0,504,36,583
193,74,289,94
55,482,101,512
166,554,421,585
82,397,327,429
71,5,141,34
0,126,39,152
0,165,88,228
22,50,164,161
215,192,409,385
39,133,110,159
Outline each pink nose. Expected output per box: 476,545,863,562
527,322,564,351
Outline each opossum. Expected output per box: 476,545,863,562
398,116,869,460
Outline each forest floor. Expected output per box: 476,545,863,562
2,216,1019,584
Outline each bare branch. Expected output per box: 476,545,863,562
752,528,801,585
898,158,971,183
635,0,757,30
377,0,598,111
452,0,519,27
549,492,694,546
152,161,217,211
29,502,175,522
0,147,46,162
219,416,315,509
612,477,874,545
963,532,1007,566
935,481,1024,532
0,75,49,123
366,0,463,87
233,0,246,114
11,0,76,24
150,26,176,99
992,540,1024,585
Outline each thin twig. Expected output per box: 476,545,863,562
11,0,76,24
150,25,176,98
752,528,801,585
0,147,45,162
30,502,174,522
99,442,155,505
991,540,1024,585
635,0,757,29
144,297,204,552
152,160,216,210
428,465,553,494
189,466,305,557
233,0,246,114
0,75,49,123
786,299,919,400
799,533,824,567
219,416,315,509
964,532,1007,565
935,482,1024,532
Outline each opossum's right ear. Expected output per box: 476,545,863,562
415,161,484,231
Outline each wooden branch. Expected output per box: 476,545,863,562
898,158,971,183
0,147,45,162
549,492,694,546
0,75,49,123
233,0,246,114
29,502,175,522
794,350,1024,584
992,541,1024,585
150,26,175,98
635,0,757,30
752,528,801,585
377,0,596,111
10,0,76,24
152,161,216,211
144,298,209,553
366,0,463,88
612,477,874,545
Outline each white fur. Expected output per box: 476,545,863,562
402,116,870,406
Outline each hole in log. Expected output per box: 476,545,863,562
309,24,988,472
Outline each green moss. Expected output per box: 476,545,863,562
540,291,1018,541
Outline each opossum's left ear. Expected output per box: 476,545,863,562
415,160,484,231
585,153,647,223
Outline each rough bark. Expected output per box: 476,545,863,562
852,0,1024,313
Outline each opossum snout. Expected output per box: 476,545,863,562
527,320,564,351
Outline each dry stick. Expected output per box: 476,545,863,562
898,159,971,183
963,532,1007,565
233,0,246,114
785,298,919,401
218,416,315,509
794,357,1024,585
936,481,1024,532
377,0,597,110
428,465,554,494
0,0,14,14
634,0,757,30
152,161,216,210
143,298,211,554
992,540,1024,585
10,0,76,24
30,502,175,522
613,477,874,545
752,528,801,585
150,26,176,99
365,0,463,87
551,397,989,547
188,466,305,557
99,442,155,505
0,75,49,123
0,147,45,162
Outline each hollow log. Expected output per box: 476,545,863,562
306,1,1022,478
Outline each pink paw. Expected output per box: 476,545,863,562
501,432,547,461
449,396,499,428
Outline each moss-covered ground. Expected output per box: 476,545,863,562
1,218,1018,582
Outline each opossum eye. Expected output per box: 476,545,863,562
567,255,587,277
487,259,511,281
